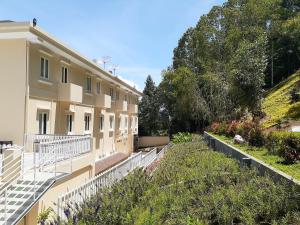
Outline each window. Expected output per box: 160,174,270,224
118,116,122,130
38,112,48,134
84,114,91,131
125,117,128,132
109,115,114,130
124,95,127,102
99,114,104,131
96,81,101,94
61,66,68,83
116,91,120,100
86,77,92,93
109,88,114,100
40,57,49,79
67,114,73,133
135,117,138,127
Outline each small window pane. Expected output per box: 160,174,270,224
45,59,49,78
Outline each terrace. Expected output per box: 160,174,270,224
0,134,92,225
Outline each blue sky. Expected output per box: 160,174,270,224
0,0,225,90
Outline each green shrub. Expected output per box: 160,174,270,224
172,132,193,144
266,131,300,164
61,140,300,225
248,124,265,147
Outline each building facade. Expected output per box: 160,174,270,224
0,21,141,224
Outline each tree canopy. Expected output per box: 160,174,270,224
139,0,300,135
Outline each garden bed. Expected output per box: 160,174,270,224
55,140,300,225
208,132,300,181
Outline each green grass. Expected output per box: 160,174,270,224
209,133,300,181
262,72,300,128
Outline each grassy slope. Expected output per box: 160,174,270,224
210,133,300,181
262,72,300,128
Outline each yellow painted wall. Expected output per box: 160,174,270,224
0,39,27,145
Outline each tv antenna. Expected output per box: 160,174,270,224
111,64,119,76
101,56,111,70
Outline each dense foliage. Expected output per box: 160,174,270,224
171,132,193,144
267,131,300,163
60,140,300,225
139,0,300,134
210,120,300,164
138,75,161,136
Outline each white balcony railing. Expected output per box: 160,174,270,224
36,135,91,169
0,134,92,225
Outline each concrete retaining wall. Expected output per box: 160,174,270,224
138,136,170,148
203,132,300,186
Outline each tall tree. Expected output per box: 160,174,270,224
138,75,160,136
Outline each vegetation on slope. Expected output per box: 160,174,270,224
262,71,300,128
61,140,300,225
210,133,300,181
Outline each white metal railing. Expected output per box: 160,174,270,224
27,134,88,143
141,148,157,168
157,143,171,160
0,134,93,225
0,146,23,190
57,152,143,219
57,144,171,220
36,135,91,169
0,146,26,224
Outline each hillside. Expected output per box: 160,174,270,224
262,71,300,129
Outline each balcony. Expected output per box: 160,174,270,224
95,94,111,109
58,83,83,103
128,104,138,114
116,100,128,112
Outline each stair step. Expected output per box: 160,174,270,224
0,177,56,225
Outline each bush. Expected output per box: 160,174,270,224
248,123,265,147
172,132,193,144
266,132,300,164
290,81,300,103
59,141,300,225
225,120,241,137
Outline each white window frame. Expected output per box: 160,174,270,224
66,114,73,134
84,113,91,131
40,57,49,80
38,111,48,134
125,116,128,134
96,81,101,94
61,66,68,83
109,115,114,131
99,114,104,132
109,88,114,100
86,76,92,93
134,117,138,133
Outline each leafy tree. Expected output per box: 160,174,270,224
158,67,208,133
229,35,268,112
138,75,160,136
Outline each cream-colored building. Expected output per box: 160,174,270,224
0,21,141,225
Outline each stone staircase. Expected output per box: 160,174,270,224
0,178,55,225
